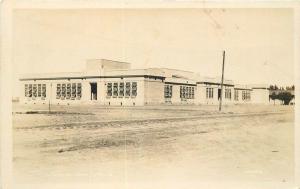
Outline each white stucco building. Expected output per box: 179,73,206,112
19,59,270,106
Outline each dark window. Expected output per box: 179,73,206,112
32,84,37,98
41,84,46,99
132,82,137,97
66,83,71,99
56,84,61,99
107,83,112,97
37,84,41,97
164,85,172,98
119,82,124,97
28,84,32,97
61,84,66,99
77,83,82,100
125,82,131,97
71,83,76,99
25,84,29,97
113,83,118,97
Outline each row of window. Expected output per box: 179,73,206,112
107,82,137,97
180,86,195,99
24,83,251,102
25,84,47,99
56,83,82,100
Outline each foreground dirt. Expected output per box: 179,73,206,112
13,104,295,189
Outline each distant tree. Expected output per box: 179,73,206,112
269,85,274,90
274,85,278,90
277,92,294,105
292,85,295,90
269,92,277,100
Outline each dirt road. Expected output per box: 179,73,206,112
13,104,294,188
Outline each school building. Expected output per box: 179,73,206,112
19,59,270,106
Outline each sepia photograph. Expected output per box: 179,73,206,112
1,1,299,189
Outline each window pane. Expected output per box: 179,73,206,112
42,84,46,99
107,83,112,97
56,84,61,99
66,83,71,99
125,82,131,97
71,83,76,99
37,84,41,97
61,84,66,99
119,82,124,97
77,83,82,99
113,83,118,97
25,84,28,97
28,84,32,97
32,84,37,98
132,82,137,97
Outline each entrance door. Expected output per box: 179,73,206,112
90,83,97,100
218,89,221,100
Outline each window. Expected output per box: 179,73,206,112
25,84,29,97
225,89,231,99
37,84,41,97
206,88,213,99
185,86,189,99
66,83,71,99
28,84,32,97
119,82,124,97
164,85,173,98
61,84,66,99
71,83,76,99
125,82,131,97
191,87,195,99
32,84,37,98
106,83,112,97
56,84,61,99
42,84,46,99
234,89,239,101
244,90,251,101
180,86,183,98
77,83,82,100
132,82,137,97
113,83,118,97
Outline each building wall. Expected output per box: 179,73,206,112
20,77,270,106
144,79,164,105
252,88,270,104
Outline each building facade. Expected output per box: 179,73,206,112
19,59,270,106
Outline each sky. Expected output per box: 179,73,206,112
12,8,294,96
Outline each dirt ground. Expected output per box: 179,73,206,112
12,103,295,189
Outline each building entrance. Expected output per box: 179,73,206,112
90,83,97,100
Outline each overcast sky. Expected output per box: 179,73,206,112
13,8,294,96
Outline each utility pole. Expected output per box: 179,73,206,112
219,50,225,111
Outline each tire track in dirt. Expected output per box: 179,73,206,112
38,112,290,153
15,110,291,131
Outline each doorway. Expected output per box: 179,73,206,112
218,89,221,100
90,83,97,100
